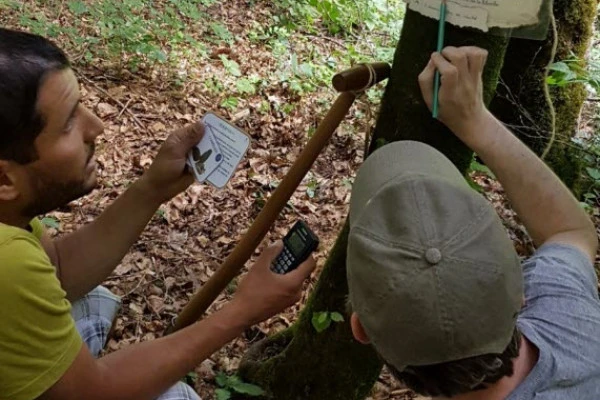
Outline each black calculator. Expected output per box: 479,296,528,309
271,220,319,274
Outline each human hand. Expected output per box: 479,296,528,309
138,121,204,204
231,241,316,325
418,46,491,139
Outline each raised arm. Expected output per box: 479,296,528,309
48,122,204,301
418,46,598,261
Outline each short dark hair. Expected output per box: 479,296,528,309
346,299,521,397
386,327,522,397
0,28,70,164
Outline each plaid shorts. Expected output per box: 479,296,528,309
71,286,201,400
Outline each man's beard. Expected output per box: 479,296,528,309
22,173,96,218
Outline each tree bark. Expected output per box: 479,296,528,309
547,0,598,195
488,15,557,158
238,9,508,400
489,0,598,195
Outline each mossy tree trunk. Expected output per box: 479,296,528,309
489,0,598,195
488,15,557,158
238,9,508,400
547,0,598,194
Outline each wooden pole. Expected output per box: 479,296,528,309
169,63,390,333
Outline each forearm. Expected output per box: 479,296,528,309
461,110,597,254
94,303,247,400
55,177,163,300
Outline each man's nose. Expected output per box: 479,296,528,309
83,107,104,142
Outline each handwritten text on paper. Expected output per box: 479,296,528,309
406,0,544,31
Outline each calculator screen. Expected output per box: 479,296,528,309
288,232,305,256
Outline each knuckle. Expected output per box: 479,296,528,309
447,67,458,78
442,46,457,55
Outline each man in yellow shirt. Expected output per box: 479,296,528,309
0,28,315,400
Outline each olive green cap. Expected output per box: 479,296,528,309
347,141,523,370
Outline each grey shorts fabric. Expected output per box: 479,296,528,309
71,286,201,400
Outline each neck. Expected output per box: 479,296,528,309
0,207,33,230
434,336,539,400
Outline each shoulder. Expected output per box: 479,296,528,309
0,225,81,400
522,242,598,299
0,226,54,284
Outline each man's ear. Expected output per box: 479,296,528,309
350,313,371,345
0,161,22,201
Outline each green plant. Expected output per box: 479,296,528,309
583,166,600,212
41,216,60,229
215,372,264,400
13,0,217,69
236,78,257,95
311,311,344,333
306,175,319,198
221,97,239,110
547,56,600,93
220,55,242,77
210,22,234,44
469,156,495,179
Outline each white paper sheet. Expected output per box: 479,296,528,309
406,0,543,31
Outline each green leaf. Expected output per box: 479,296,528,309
330,312,345,323
219,55,242,77
221,97,239,110
236,78,256,95
311,311,332,333
548,61,571,74
68,0,88,15
226,374,243,387
41,216,60,229
215,372,228,387
215,388,232,400
469,158,496,179
230,381,265,396
210,22,234,43
586,167,600,181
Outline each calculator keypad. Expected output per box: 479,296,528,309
271,247,296,274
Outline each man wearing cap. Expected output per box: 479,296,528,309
347,46,600,399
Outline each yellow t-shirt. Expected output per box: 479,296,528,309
0,219,82,400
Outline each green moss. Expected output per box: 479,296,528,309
547,0,598,195
546,142,586,195
489,15,558,157
238,10,509,400
486,1,598,194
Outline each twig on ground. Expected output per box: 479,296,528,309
117,98,134,119
306,35,347,49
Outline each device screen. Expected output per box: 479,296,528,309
287,232,305,256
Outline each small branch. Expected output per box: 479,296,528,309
117,98,134,119
587,98,600,103
306,35,347,49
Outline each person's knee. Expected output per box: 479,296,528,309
157,381,201,400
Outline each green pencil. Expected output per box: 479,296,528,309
432,0,447,119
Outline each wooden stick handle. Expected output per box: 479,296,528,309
170,92,357,332
332,62,391,93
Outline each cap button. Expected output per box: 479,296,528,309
425,248,442,265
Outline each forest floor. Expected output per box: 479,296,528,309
1,1,599,399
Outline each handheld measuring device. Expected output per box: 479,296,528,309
271,220,319,275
